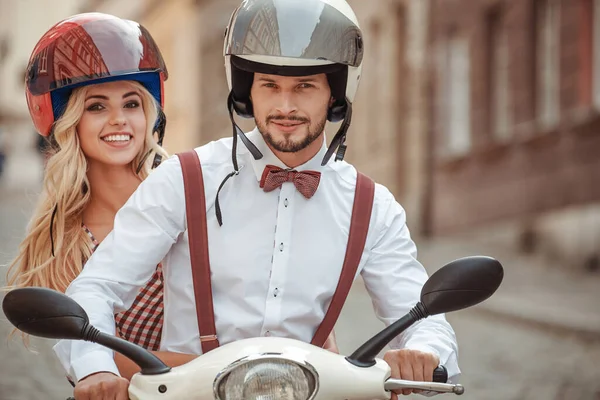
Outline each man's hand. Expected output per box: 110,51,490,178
383,349,439,398
73,372,129,400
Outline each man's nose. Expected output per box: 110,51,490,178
274,92,298,115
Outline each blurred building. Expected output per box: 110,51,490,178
346,0,431,232
426,0,600,269
1,0,597,269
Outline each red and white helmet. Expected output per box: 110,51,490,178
25,12,168,137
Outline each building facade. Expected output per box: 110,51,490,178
426,0,600,268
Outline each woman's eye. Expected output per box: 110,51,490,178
86,103,104,112
124,100,140,109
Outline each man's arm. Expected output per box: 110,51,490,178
360,189,460,384
55,156,187,382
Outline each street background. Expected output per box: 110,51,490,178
1,0,600,399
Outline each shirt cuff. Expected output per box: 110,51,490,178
71,349,121,382
53,340,74,378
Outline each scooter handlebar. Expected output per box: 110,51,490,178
433,365,448,383
384,365,464,396
65,366,453,399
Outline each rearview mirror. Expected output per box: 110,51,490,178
421,256,504,315
347,256,504,367
2,287,89,340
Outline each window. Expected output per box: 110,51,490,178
0,36,8,64
437,32,471,156
535,0,560,129
577,0,593,107
592,0,600,108
487,6,511,140
39,48,49,74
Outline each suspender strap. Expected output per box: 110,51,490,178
311,172,375,347
176,150,220,353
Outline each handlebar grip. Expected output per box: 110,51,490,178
433,365,448,383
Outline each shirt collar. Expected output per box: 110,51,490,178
244,128,330,182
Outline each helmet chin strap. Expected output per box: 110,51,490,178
227,93,263,161
214,94,266,226
152,108,167,169
136,107,167,174
321,100,352,166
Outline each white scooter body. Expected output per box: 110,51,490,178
129,337,390,400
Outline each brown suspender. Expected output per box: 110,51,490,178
177,150,375,353
310,171,375,346
176,151,220,353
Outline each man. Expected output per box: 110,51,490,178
59,1,460,399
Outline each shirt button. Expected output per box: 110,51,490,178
274,288,279,297
279,243,284,251
284,198,289,207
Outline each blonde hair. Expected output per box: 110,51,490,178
5,81,168,298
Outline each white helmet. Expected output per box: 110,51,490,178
223,0,364,165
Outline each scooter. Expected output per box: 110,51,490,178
2,256,504,399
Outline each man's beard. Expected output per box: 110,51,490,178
256,114,327,153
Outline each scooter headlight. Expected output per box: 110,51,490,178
214,355,318,400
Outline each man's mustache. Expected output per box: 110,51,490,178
267,115,310,124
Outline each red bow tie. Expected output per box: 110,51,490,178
259,165,321,199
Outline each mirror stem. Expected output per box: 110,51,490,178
346,302,428,367
82,324,171,375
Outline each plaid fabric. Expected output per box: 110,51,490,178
83,224,163,350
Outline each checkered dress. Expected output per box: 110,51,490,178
83,224,163,351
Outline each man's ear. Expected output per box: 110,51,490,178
327,96,347,122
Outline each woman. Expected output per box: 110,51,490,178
4,12,177,380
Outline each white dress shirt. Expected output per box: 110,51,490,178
54,128,460,383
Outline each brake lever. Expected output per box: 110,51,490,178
384,379,465,395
